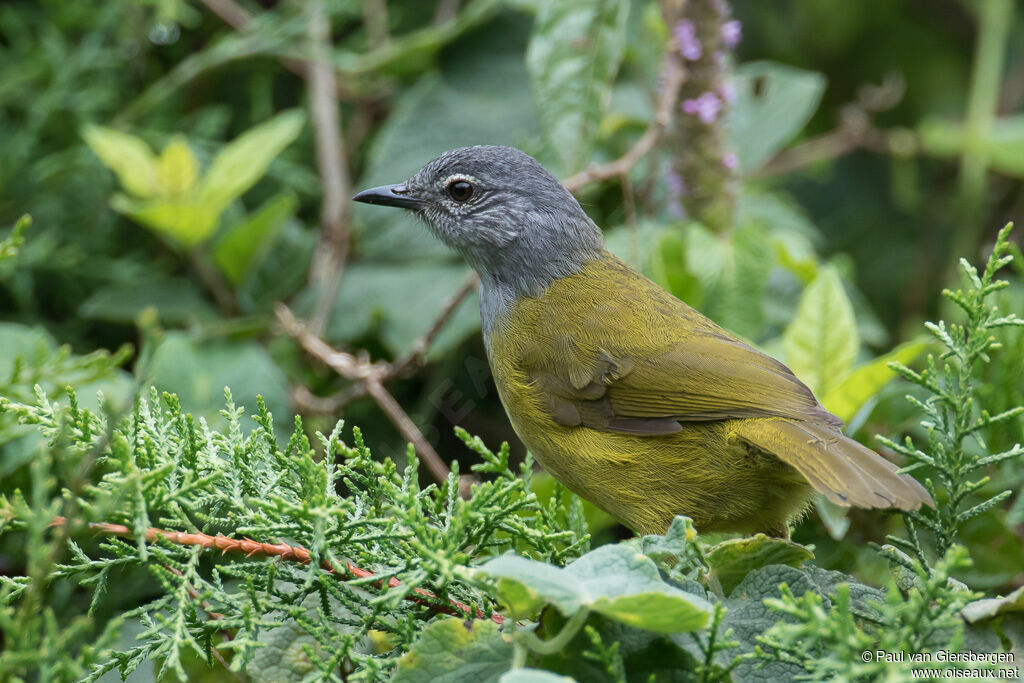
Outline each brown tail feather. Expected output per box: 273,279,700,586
732,419,934,511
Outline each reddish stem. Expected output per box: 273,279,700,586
50,517,505,625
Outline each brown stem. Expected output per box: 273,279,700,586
562,55,685,194
390,273,478,377
275,305,452,484
50,517,502,624
190,250,238,315
306,0,353,337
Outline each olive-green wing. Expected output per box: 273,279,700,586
528,326,841,435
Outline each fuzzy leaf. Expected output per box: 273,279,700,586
962,585,1024,624
822,339,930,423
83,125,158,198
707,535,815,595
197,109,305,212
474,544,712,632
155,136,199,195
213,192,297,285
526,0,630,174
728,62,827,172
783,266,858,395
392,618,514,683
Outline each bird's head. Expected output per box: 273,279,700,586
353,146,602,287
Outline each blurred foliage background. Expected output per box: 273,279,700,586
1,0,1023,675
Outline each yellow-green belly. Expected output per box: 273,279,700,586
495,378,811,535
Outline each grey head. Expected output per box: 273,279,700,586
353,145,603,334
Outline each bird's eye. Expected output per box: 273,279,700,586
447,180,473,203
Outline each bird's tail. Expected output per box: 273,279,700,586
732,418,933,510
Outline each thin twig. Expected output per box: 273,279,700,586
50,516,503,624
390,273,478,377
198,0,251,31
432,0,461,24
561,55,686,193
275,305,452,484
306,0,353,337
363,376,449,483
363,0,391,46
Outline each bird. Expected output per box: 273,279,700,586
353,145,932,538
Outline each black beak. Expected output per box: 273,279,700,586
352,183,424,210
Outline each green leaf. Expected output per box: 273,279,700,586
783,266,858,395
650,230,703,309
146,331,290,431
962,585,1024,624
686,224,773,339
314,262,479,358
821,339,929,423
213,192,297,285
392,618,513,683
83,125,158,198
706,534,815,595
728,62,827,172
473,544,712,632
110,193,220,248
500,670,576,683
638,515,698,565
919,115,1024,178
155,136,199,195
78,276,219,324
356,24,543,260
197,109,305,212
526,0,630,174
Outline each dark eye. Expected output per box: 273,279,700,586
447,180,473,202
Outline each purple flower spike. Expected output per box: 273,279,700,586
665,168,687,198
723,152,739,170
720,81,737,103
722,20,742,49
682,92,721,124
674,20,702,61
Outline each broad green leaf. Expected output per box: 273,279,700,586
815,497,851,540
638,515,698,565
821,339,929,423
155,136,199,195
783,266,858,395
110,193,220,247
919,115,1024,178
146,331,290,431
962,585,1024,624
78,276,219,324
722,564,885,681
83,125,158,198
706,534,815,595
727,62,827,172
198,109,305,212
500,670,575,683
392,618,513,683
686,224,773,340
213,192,297,285
473,544,712,632
356,29,543,260
650,230,703,309
526,0,630,174
313,262,479,358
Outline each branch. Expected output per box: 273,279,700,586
50,516,504,624
275,304,452,484
306,0,354,337
561,54,685,193
756,76,907,178
390,273,478,376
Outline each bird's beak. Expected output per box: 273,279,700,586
352,183,424,210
